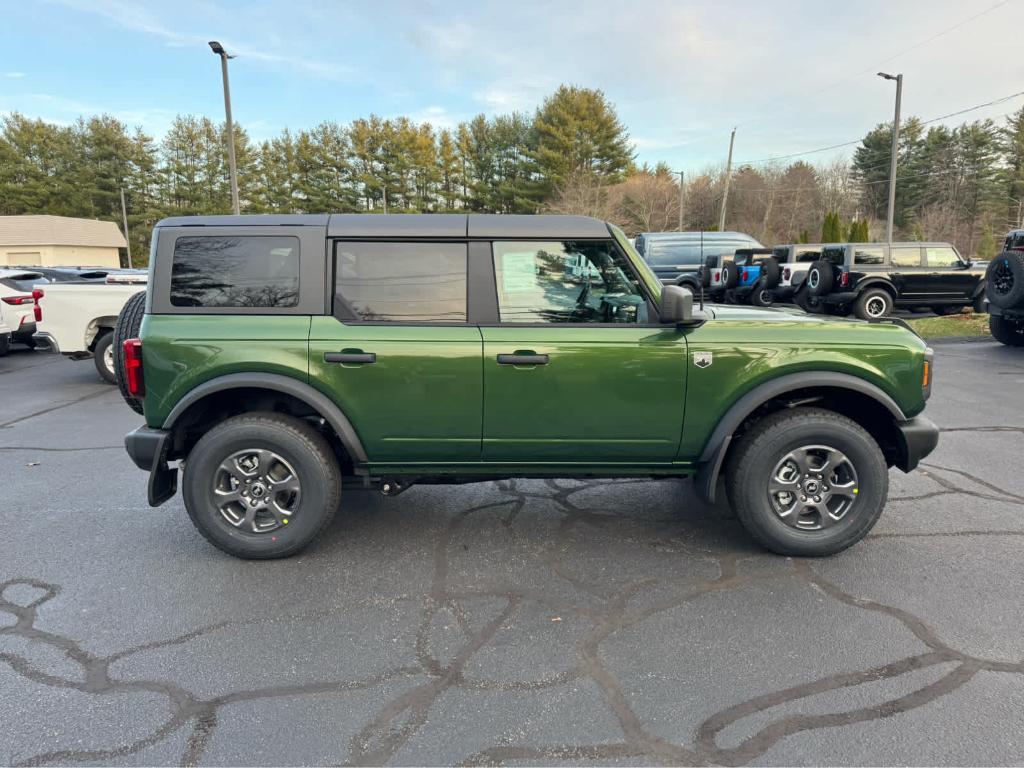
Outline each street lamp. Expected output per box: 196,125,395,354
209,41,240,215
878,72,903,244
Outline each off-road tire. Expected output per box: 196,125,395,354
721,261,739,288
854,287,894,320
183,413,341,559
113,291,146,414
0,334,9,356
985,252,1024,309
92,331,116,384
989,314,1024,346
750,280,774,307
806,261,833,296
701,266,712,288
757,258,781,288
724,407,888,557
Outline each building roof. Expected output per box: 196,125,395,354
155,213,611,239
0,215,127,248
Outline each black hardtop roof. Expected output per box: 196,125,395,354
155,213,610,239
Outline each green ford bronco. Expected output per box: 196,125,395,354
120,214,938,559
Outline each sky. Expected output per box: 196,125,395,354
1,0,1021,173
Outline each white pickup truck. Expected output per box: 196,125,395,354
34,282,146,382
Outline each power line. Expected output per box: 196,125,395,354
727,0,1011,132
733,93,1024,166
731,162,999,194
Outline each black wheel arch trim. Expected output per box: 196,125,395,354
855,278,897,296
693,371,907,503
161,373,369,464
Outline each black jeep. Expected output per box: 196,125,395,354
984,231,1024,345
803,242,985,320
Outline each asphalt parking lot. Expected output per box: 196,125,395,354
1,339,1023,767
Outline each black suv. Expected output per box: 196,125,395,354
804,242,985,320
984,231,1024,345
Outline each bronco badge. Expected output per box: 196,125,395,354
694,351,713,369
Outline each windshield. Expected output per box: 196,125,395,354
610,225,662,300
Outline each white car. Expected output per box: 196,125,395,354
772,244,826,308
0,302,12,356
0,269,46,347
33,281,147,383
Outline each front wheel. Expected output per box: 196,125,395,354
990,314,1024,346
750,282,774,307
182,413,341,559
725,408,888,556
93,332,116,383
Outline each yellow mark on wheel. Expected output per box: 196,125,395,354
283,519,289,524
853,488,859,494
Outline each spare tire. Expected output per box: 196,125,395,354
113,291,146,415
757,258,781,288
806,260,834,296
701,265,712,288
721,260,740,288
985,252,1024,309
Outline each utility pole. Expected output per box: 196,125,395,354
383,187,388,214
878,72,903,243
718,128,736,232
678,170,685,231
209,41,240,215
119,187,132,268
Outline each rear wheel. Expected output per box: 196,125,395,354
182,412,341,559
725,408,888,556
0,333,9,356
93,331,116,383
750,281,774,307
989,314,1024,346
854,288,893,320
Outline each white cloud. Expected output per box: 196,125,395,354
3,72,25,79
46,0,355,80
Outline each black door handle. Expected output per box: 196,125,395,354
325,351,376,364
497,353,549,366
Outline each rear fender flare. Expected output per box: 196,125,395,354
162,372,369,464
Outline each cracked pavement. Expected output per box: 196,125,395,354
1,339,1023,766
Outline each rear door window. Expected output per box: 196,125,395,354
891,247,922,267
925,246,960,267
334,242,467,323
170,236,300,308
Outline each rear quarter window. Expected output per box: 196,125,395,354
853,246,886,265
170,236,300,308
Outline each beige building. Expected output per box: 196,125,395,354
0,215,127,267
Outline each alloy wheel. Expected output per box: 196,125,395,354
767,444,859,530
212,448,301,533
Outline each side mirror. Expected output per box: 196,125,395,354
660,284,694,325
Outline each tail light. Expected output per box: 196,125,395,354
840,272,850,287
123,338,145,397
741,269,749,282
783,268,791,280
713,271,721,281
32,288,42,322
2,295,33,305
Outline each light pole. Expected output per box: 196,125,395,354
209,41,240,215
718,128,736,232
678,170,685,231
878,72,903,244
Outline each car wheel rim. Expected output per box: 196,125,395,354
809,271,818,289
212,448,301,533
104,344,115,375
767,444,859,531
866,296,888,317
993,262,1013,295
